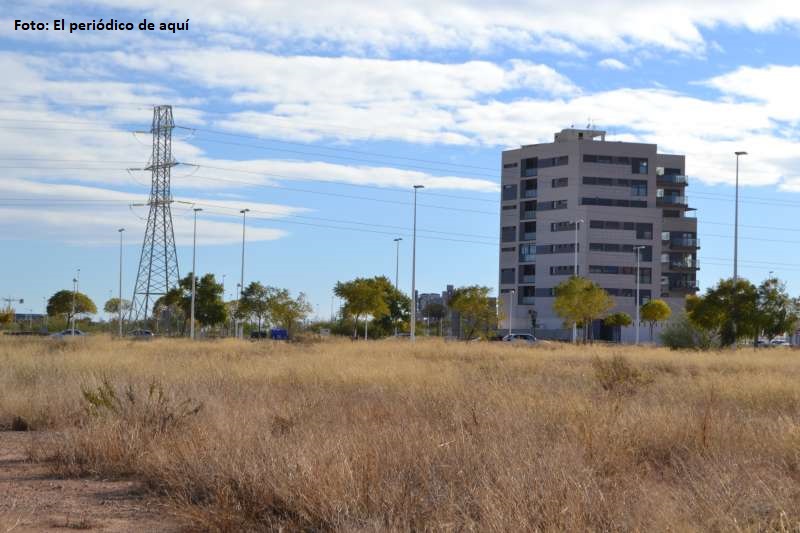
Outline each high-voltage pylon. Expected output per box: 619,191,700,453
128,105,180,326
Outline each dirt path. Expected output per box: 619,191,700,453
0,432,184,532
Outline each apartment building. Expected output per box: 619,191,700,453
499,128,698,342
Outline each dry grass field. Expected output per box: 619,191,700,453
1,336,799,531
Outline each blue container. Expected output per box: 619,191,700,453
270,328,289,340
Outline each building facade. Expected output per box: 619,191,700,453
499,128,698,342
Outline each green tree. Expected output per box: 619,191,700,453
687,278,758,347
755,277,799,344
640,299,672,341
152,273,227,334
103,297,131,315
369,277,411,337
604,312,632,343
447,285,497,340
334,277,390,339
660,313,716,350
47,290,97,325
239,282,272,332
268,289,313,337
553,277,614,342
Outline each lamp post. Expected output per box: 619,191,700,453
634,245,645,344
508,288,516,337
238,208,250,339
734,151,747,282
190,208,202,340
572,218,583,343
393,237,402,289
70,269,80,332
410,185,424,341
117,228,124,337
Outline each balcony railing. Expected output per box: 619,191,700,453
669,279,699,291
519,296,535,305
657,195,688,206
523,189,538,198
657,174,688,185
669,238,700,248
664,258,700,270
521,232,536,241
519,251,536,262
519,275,536,284
521,210,537,221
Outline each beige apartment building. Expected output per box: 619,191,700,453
499,128,698,342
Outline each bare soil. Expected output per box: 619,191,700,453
0,432,183,532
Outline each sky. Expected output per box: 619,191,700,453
2,0,800,320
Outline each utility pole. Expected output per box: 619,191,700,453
393,237,402,289
238,208,250,339
410,185,424,341
190,208,202,340
128,105,180,329
572,218,583,343
634,245,645,344
118,228,125,337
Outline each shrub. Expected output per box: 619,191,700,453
660,313,716,350
592,355,653,395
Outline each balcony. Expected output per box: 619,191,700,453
657,195,688,207
521,210,537,221
657,174,688,186
664,258,700,270
669,279,699,291
521,232,536,241
519,296,535,305
669,237,700,249
519,250,536,263
519,275,536,284
522,188,538,198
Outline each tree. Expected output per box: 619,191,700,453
640,299,672,341
334,277,389,339
47,290,97,326
103,297,131,315
369,277,411,337
152,273,227,334
660,313,716,350
553,277,614,342
268,289,313,337
239,282,272,332
755,277,799,344
687,278,757,347
604,312,632,343
447,285,497,340
0,307,13,325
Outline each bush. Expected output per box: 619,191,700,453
592,355,653,395
660,314,716,350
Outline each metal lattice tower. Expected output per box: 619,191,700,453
128,105,180,326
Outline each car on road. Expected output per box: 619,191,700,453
771,339,791,347
501,333,537,344
50,329,86,339
128,329,155,339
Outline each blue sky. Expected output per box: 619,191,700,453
2,1,800,319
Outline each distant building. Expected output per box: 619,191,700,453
499,128,699,342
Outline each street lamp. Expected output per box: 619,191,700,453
572,218,584,343
508,288,516,337
190,208,202,340
734,151,747,282
238,208,250,339
634,245,645,344
410,185,424,341
70,269,80,332
117,228,125,337
393,237,402,289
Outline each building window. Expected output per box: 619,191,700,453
521,157,537,177
503,162,518,169
635,223,653,239
520,221,536,241
501,226,516,243
551,177,568,188
501,246,515,252
551,221,575,232
500,268,515,284
549,265,575,275
632,158,648,174
502,184,517,201
519,244,536,262
631,182,647,196
502,204,517,211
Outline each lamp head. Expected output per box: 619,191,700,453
413,184,425,189
735,151,747,156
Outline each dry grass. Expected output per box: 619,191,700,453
2,336,800,531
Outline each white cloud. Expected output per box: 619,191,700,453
598,58,628,70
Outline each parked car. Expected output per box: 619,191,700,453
250,330,268,339
771,339,791,347
128,329,155,339
501,333,537,344
50,329,86,339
